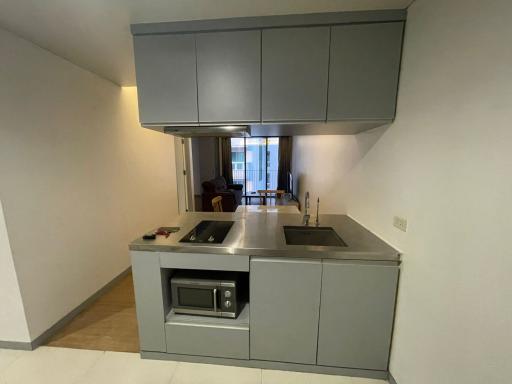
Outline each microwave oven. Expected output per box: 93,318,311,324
170,270,245,318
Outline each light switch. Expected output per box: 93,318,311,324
393,216,408,232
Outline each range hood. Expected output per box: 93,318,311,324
163,125,250,137
149,120,392,137
248,120,392,136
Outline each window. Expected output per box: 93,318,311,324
231,137,279,195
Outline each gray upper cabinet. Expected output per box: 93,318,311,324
317,261,399,370
132,14,405,129
327,22,404,120
262,27,330,122
196,30,261,123
133,34,198,125
250,258,322,364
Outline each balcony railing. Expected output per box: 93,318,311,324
232,169,278,194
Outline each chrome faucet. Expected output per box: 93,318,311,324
315,197,320,227
303,192,310,226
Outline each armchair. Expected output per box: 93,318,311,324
201,176,243,212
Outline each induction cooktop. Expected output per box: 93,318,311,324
179,220,235,244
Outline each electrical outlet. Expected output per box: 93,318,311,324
393,216,408,232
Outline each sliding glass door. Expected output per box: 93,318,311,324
231,138,245,188
231,137,279,196
266,138,279,190
246,138,265,194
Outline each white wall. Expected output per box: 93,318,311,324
198,138,219,183
0,27,178,341
191,138,202,195
296,1,512,383
348,1,512,383
0,201,30,342
191,137,220,195
291,128,386,213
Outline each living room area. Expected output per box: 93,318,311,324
186,136,299,213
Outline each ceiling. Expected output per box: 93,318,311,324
0,0,413,86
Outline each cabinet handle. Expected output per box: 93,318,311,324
213,288,218,313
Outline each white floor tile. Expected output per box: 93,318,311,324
307,372,353,384
262,369,311,384
0,350,27,373
262,369,353,384
0,346,103,384
170,361,261,384
0,347,386,384
351,377,388,384
74,351,177,384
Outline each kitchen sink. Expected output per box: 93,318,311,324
283,226,347,247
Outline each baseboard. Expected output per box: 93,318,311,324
3,266,132,350
389,372,398,384
141,351,389,380
0,340,33,351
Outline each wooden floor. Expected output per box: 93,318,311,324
45,272,139,352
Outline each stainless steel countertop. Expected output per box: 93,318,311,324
129,212,400,262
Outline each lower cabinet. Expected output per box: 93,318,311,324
250,258,322,364
132,250,399,371
317,261,399,370
131,251,166,352
165,322,249,359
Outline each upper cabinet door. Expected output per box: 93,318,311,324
196,30,261,123
133,34,198,125
262,27,330,122
328,22,404,120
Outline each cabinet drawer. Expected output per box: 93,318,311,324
159,252,249,272
165,322,249,359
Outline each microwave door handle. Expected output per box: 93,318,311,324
213,288,217,313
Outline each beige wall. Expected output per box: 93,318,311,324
0,27,178,341
0,201,30,342
293,0,512,383
191,138,220,192
349,1,512,383
291,128,387,213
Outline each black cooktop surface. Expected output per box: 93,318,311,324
179,220,235,244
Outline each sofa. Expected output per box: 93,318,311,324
201,176,243,212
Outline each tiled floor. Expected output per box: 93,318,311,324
0,347,389,384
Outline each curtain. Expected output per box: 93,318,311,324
277,137,292,192
220,137,234,185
